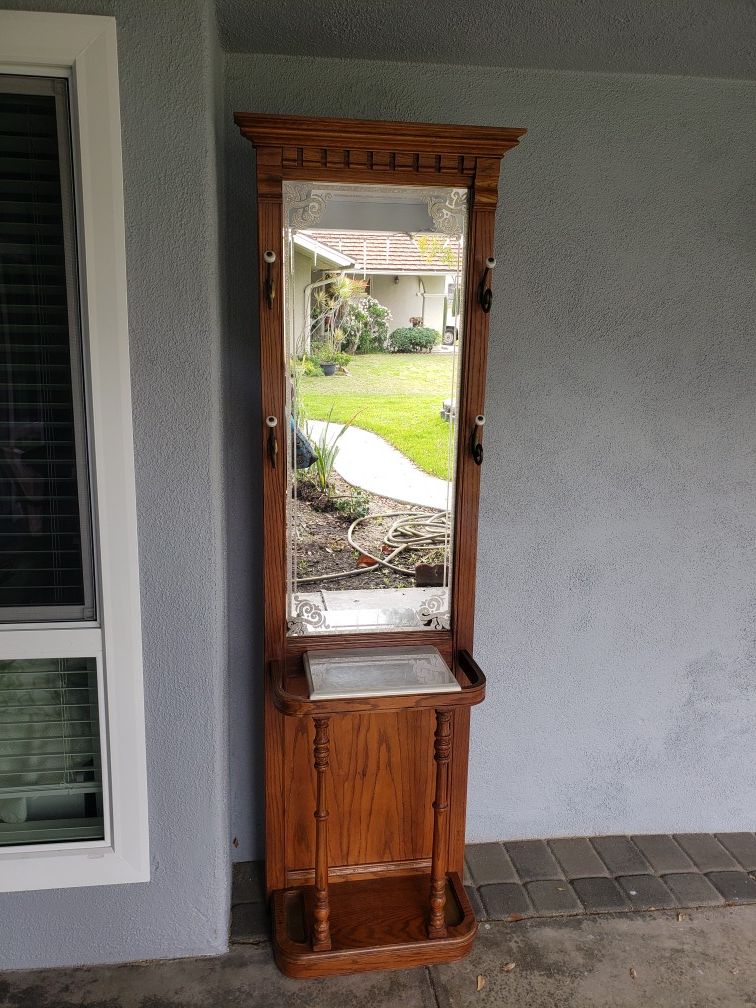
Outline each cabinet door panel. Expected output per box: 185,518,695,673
285,709,437,871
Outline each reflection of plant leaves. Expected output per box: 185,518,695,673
413,233,459,269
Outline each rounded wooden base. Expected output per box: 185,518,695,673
271,872,476,978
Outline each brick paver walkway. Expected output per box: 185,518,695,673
464,833,756,923
231,832,756,941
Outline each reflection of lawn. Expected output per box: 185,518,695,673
300,353,456,479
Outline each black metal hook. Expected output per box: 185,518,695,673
266,415,278,468
478,257,496,313
470,415,485,465
263,250,276,309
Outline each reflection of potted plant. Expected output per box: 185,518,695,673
313,327,344,376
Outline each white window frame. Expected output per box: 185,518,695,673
0,11,148,890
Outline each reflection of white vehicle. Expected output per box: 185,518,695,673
444,278,460,344
440,398,457,422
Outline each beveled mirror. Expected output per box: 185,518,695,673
284,181,468,636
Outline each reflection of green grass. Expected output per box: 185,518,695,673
300,353,456,479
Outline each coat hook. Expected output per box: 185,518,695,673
263,250,276,309
470,414,485,465
478,257,496,313
266,415,278,468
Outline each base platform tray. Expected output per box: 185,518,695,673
272,871,476,978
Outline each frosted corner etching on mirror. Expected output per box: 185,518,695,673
425,189,468,238
287,597,327,635
283,181,468,636
283,182,332,229
419,594,451,631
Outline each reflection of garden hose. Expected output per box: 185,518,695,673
296,510,450,584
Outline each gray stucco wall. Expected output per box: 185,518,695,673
0,0,230,969
225,54,755,857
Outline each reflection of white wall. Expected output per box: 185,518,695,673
371,274,446,333
292,250,313,355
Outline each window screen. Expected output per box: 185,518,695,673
0,75,95,622
0,657,103,845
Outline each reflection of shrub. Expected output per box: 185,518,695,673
388,326,441,353
332,488,370,520
301,357,321,376
310,407,359,496
340,297,392,354
309,345,352,367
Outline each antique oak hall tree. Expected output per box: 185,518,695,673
235,113,525,977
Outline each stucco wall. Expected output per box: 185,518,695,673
225,54,756,856
0,0,230,970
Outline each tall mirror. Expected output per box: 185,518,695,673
283,182,468,635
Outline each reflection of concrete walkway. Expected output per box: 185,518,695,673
306,420,449,510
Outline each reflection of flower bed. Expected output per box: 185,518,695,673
294,474,445,590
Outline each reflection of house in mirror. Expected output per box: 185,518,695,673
300,230,460,343
289,233,355,355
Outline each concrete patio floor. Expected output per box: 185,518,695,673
1,906,755,1007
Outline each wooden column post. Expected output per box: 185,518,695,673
428,708,452,939
312,716,332,951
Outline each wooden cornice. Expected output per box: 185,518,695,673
234,113,526,160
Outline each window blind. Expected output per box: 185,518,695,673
0,657,103,845
0,75,94,622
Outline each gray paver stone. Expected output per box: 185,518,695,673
617,874,677,910
590,836,652,875
230,901,270,942
479,882,533,920
572,876,632,913
504,840,564,881
675,833,739,872
715,833,756,871
548,837,609,878
465,842,519,885
706,871,756,904
465,885,487,921
525,880,583,917
630,834,695,874
231,861,264,905
662,872,724,908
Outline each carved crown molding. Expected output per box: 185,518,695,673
234,113,526,161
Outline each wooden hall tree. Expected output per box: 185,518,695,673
234,113,526,978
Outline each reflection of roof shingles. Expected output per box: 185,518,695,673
305,230,455,273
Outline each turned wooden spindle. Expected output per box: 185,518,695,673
312,716,332,951
428,708,453,939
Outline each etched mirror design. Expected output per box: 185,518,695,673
284,182,468,635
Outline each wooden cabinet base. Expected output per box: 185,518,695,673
272,872,476,978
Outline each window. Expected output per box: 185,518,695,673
1,77,95,624
0,12,148,891
1,75,105,848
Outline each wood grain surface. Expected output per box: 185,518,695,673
272,872,475,978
